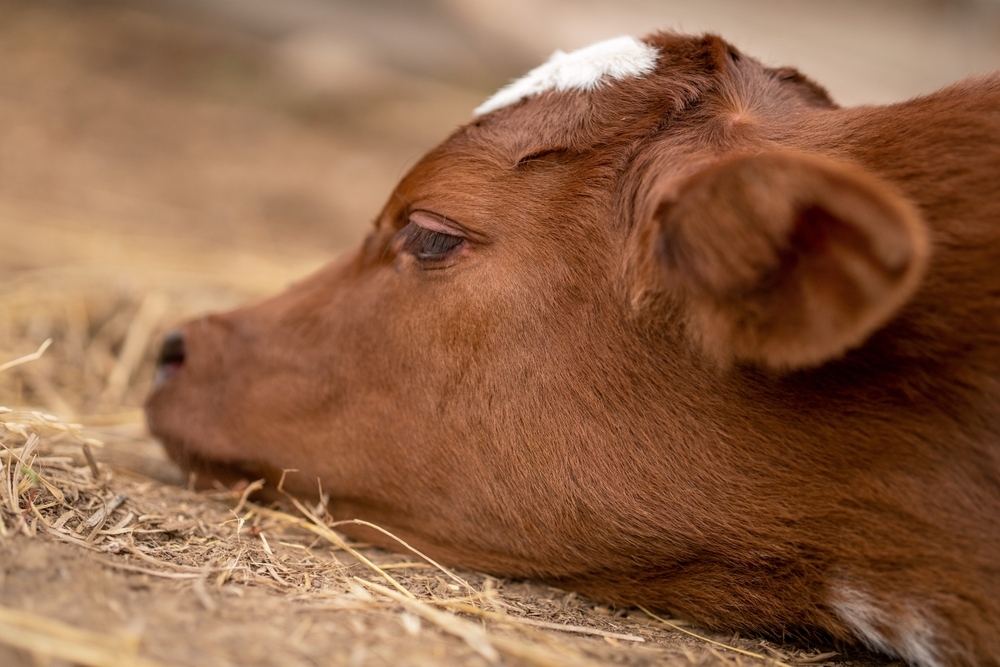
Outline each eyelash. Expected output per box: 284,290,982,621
396,222,464,263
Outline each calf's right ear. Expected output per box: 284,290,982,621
636,151,930,370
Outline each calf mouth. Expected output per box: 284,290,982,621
154,431,254,490
145,392,286,497
154,430,291,504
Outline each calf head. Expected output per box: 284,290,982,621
146,32,1000,666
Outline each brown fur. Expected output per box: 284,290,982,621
145,33,1000,666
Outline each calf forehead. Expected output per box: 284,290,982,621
459,33,743,162
473,36,660,116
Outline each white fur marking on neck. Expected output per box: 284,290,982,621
830,585,945,667
473,36,659,116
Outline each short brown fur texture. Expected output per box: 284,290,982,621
146,33,1000,666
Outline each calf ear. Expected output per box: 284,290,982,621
650,151,929,369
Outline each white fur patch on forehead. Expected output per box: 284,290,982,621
473,36,659,116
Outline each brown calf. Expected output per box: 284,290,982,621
145,32,1000,666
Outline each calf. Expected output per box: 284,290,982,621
145,32,1000,666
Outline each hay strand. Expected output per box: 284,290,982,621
254,494,417,600
356,578,501,664
638,605,794,667
0,338,52,375
330,517,476,595
440,601,644,643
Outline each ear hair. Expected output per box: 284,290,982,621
645,151,929,370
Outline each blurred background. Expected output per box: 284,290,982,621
1,0,999,424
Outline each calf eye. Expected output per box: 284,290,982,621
398,222,464,263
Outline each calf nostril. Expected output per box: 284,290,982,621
157,331,186,368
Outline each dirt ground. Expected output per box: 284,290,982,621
1,1,997,665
